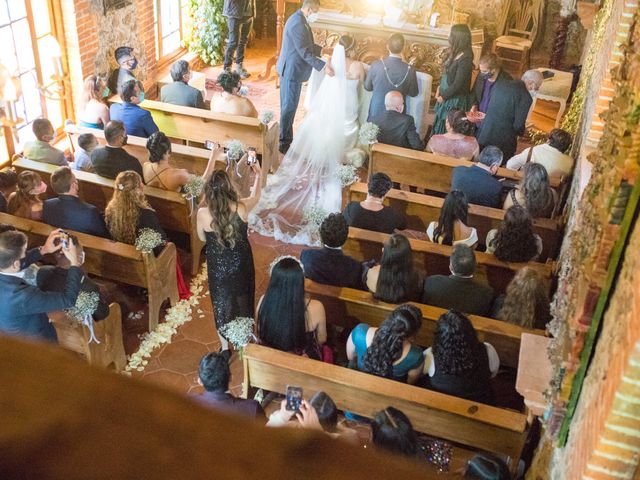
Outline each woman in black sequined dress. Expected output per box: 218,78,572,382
197,164,262,350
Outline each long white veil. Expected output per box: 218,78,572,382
249,45,347,246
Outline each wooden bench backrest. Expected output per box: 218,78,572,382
305,279,544,368
344,226,554,294
349,182,563,261
370,142,562,191
243,343,529,464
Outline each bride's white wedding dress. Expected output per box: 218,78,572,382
249,45,360,246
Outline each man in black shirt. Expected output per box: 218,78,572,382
91,120,143,180
451,146,504,209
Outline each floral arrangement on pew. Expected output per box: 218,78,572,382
359,122,380,145
336,164,359,188
259,110,274,126
135,228,164,254
226,139,245,177
66,291,101,344
218,316,257,359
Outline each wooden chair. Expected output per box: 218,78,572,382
344,227,555,295
348,182,563,261
305,279,545,369
0,213,179,332
12,157,204,275
49,303,126,371
243,343,530,474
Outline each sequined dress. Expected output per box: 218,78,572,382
205,216,255,331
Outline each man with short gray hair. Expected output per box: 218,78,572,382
451,146,504,208
160,60,205,109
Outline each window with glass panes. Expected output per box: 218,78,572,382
155,0,189,60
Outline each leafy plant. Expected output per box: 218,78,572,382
185,0,228,66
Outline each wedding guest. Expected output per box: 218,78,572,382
450,146,503,208
210,71,258,118
0,169,18,213
426,190,477,247
426,109,478,160
365,233,422,303
422,245,494,317
342,172,406,234
91,120,143,179
257,256,327,360
364,33,418,120
486,206,542,262
371,407,418,458
222,0,256,78
72,133,98,172
110,79,159,138
370,91,424,151
23,118,68,166
107,46,138,95
195,351,266,420
78,75,110,129
143,131,190,192
7,171,46,221
43,166,109,238
503,163,557,218
301,213,365,290
432,24,474,135
463,453,511,480
421,310,498,404
0,229,82,342
347,304,424,384
160,60,206,109
492,266,551,329
470,54,512,115
506,128,574,179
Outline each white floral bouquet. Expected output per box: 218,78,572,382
259,110,274,125
226,139,245,161
303,206,329,226
336,164,359,188
182,175,204,201
66,291,101,343
219,316,256,358
359,122,380,145
135,228,164,254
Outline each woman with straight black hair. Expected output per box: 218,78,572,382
257,256,327,359
371,407,418,457
463,453,511,480
426,190,478,248
364,233,422,303
347,303,424,383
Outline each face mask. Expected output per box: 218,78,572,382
138,92,145,102
238,85,249,97
480,71,492,80
307,12,319,23
122,134,128,146
129,58,138,70
529,89,538,98
31,181,47,195
102,86,110,98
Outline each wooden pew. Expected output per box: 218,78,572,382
49,303,126,371
348,182,563,261
0,213,178,331
243,343,530,473
343,227,554,295
305,279,544,369
12,157,204,275
108,96,279,179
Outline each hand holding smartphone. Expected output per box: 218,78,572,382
285,385,303,412
246,147,257,166
204,140,220,150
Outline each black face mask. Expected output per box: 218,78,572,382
19,257,29,270
480,71,494,81
122,134,128,146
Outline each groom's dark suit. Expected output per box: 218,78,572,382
364,56,419,120
276,10,326,153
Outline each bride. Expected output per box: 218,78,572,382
249,36,365,246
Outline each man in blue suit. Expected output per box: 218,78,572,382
43,166,110,238
276,0,333,155
0,229,83,342
110,79,159,138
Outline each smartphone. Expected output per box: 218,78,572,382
247,147,257,165
204,140,218,150
60,232,69,249
285,385,303,411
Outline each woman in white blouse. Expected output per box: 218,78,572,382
426,190,478,249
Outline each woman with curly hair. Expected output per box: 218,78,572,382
371,407,418,458
197,166,262,351
210,71,258,118
365,233,422,303
427,109,479,160
78,74,110,129
346,303,424,383
486,206,542,262
7,171,47,220
421,310,499,404
426,190,477,248
492,266,551,329
503,162,557,218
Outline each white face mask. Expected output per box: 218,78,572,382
307,12,319,23
529,89,539,98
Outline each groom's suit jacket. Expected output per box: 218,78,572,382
276,10,325,82
364,56,419,120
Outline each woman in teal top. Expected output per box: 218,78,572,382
346,304,424,384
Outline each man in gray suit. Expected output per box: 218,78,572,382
223,0,256,78
276,0,333,154
160,60,206,109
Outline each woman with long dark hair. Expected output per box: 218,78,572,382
493,266,551,329
421,310,499,404
346,303,423,383
197,165,262,351
427,109,479,160
365,233,422,303
426,190,477,248
432,24,474,135
503,162,557,218
486,206,542,262
371,407,418,458
257,256,327,359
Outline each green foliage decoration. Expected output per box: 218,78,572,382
185,0,228,66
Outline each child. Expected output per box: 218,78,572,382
72,133,98,172
23,118,68,166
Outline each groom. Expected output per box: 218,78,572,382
276,0,334,155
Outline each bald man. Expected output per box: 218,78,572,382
369,91,424,151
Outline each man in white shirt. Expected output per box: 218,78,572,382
506,128,573,178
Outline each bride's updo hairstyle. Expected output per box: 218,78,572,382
217,71,241,94
146,131,172,163
339,35,356,57
202,169,241,248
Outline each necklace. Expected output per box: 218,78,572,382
382,58,411,89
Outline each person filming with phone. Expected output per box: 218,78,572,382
0,228,84,342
